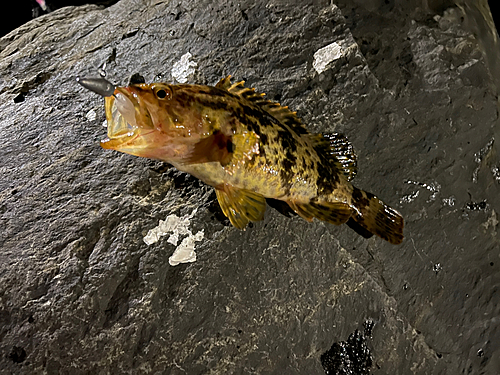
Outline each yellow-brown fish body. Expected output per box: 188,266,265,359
101,76,403,244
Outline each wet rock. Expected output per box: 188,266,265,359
0,0,499,374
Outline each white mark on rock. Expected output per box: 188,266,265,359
492,165,500,183
143,209,205,266
313,42,343,74
405,180,441,202
400,190,419,204
169,230,204,266
472,138,494,183
171,52,197,83
442,196,456,207
85,109,97,122
481,209,498,236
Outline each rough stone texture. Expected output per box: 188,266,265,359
1,0,499,374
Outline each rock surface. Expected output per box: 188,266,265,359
1,0,499,374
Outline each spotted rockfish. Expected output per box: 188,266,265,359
78,75,404,244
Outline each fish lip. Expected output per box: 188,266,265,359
100,129,156,150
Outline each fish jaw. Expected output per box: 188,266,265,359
100,126,192,161
100,91,195,161
100,83,229,164
100,89,158,158
100,129,156,156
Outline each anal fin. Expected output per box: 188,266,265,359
287,200,352,225
215,184,267,229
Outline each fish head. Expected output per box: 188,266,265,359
101,83,207,162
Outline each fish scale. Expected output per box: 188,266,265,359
79,75,404,244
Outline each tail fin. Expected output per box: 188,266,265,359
351,187,404,244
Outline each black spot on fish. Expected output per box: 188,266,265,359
316,177,333,195
246,120,261,135
190,85,229,99
279,131,298,153
282,158,293,171
286,152,297,172
253,122,261,134
365,192,375,200
232,100,282,130
316,160,339,195
227,139,234,153
209,99,231,112
260,133,268,145
278,154,294,195
175,91,196,108
351,187,364,202
352,188,372,220
227,117,238,133
375,210,390,229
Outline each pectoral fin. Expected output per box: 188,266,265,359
184,131,233,166
215,185,267,229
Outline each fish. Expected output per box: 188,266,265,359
78,75,404,244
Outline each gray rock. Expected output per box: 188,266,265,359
0,0,499,374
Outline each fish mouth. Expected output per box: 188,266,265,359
100,87,154,152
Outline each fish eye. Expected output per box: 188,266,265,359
154,86,171,100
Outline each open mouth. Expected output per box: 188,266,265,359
100,87,156,155
104,90,139,140
77,77,155,152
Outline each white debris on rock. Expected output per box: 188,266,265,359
404,180,441,202
442,196,456,207
313,42,343,74
400,190,419,204
143,209,205,266
169,230,204,266
171,52,197,83
85,109,97,122
481,209,498,235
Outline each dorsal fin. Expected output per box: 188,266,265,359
308,133,357,181
217,76,310,135
216,75,232,90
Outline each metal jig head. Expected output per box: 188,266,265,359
76,76,116,97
